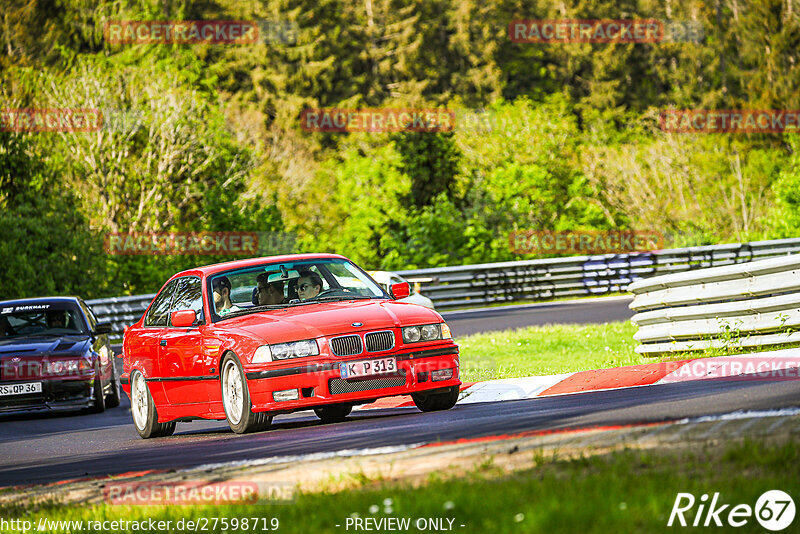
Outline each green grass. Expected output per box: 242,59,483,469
456,320,648,381
3,440,797,533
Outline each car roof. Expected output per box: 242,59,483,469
0,296,82,308
172,253,350,279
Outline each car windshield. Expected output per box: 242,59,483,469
0,302,86,338
208,258,388,320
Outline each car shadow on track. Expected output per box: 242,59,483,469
172,408,420,438
0,390,132,444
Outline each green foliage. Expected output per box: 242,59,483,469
767,133,800,237
392,132,460,209
0,132,105,299
302,141,410,268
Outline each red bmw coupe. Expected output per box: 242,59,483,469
121,254,460,438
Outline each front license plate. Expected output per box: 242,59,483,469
0,382,43,396
340,357,397,379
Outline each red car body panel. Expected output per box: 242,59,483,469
121,254,460,423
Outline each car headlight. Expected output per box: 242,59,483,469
253,339,319,363
402,323,451,343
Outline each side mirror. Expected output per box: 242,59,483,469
171,310,197,328
389,282,411,300
93,322,113,335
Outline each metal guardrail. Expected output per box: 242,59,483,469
85,293,156,341
398,237,800,309
86,237,800,339
629,254,800,355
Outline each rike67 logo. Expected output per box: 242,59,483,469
668,490,795,530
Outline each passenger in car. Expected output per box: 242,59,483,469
297,270,323,300
212,276,240,316
256,273,287,305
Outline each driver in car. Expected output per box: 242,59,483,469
296,271,323,301
46,310,67,329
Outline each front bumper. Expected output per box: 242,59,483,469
243,345,461,414
0,379,95,414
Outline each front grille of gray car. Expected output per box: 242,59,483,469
328,371,407,395
365,331,394,352
330,335,363,356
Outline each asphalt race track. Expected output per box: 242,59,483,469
1,372,799,487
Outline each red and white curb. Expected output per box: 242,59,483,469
356,348,800,410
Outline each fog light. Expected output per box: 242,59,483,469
273,389,299,402
431,368,454,381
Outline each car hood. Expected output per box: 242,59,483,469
222,299,443,344
0,335,91,358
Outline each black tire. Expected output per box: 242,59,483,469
130,370,176,439
411,386,459,412
105,361,121,408
314,404,353,423
87,363,106,414
221,354,272,434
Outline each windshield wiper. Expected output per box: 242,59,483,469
314,295,373,302
221,296,375,318
223,304,292,318
3,333,85,340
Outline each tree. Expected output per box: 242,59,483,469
392,132,460,209
0,131,105,299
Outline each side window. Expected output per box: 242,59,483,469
144,279,179,327
171,277,204,325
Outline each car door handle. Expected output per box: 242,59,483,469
160,339,167,346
